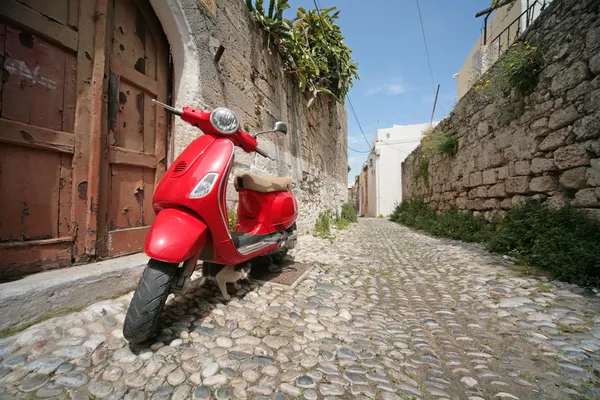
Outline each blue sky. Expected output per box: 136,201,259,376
286,0,488,181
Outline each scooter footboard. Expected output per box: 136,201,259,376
145,208,208,263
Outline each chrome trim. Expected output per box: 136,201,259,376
284,231,298,250
218,142,235,237
236,234,282,256
210,107,240,134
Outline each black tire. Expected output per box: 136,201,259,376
123,259,177,344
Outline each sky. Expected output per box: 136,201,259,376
286,0,489,182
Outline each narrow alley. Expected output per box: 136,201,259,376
1,219,599,400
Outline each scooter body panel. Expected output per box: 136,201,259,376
236,189,298,234
145,208,208,263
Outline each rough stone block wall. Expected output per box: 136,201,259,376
173,0,348,233
402,0,600,220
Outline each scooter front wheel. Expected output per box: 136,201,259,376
123,259,177,344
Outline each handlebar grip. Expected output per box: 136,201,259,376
255,147,269,158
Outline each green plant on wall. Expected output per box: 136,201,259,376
415,156,429,185
476,41,545,97
474,41,545,124
421,125,437,154
420,126,459,158
245,0,359,107
435,132,459,156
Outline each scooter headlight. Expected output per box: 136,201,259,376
189,173,218,198
210,107,239,134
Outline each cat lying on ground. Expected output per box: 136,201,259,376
197,262,251,300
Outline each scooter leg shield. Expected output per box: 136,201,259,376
145,208,208,263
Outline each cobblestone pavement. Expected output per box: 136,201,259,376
2,219,600,400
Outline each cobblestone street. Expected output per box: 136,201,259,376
1,219,600,399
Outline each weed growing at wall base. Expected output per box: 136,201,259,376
341,203,357,223
228,209,238,231
315,203,357,238
390,199,600,287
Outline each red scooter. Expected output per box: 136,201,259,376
123,101,298,344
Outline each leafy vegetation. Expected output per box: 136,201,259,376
335,217,350,230
315,210,332,235
245,0,359,106
420,125,437,153
414,156,430,185
476,41,545,96
341,202,357,223
473,41,545,124
390,199,487,243
227,209,238,231
315,203,358,236
390,198,600,286
418,126,459,179
435,132,459,156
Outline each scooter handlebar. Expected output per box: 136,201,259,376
152,99,183,116
255,146,269,158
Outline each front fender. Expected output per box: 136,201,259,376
145,208,208,263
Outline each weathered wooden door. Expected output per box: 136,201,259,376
97,0,169,258
0,0,170,281
0,0,79,280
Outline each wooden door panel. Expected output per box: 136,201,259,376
99,0,169,258
17,0,71,26
108,164,144,230
0,238,71,279
112,0,147,74
0,22,4,113
63,51,77,133
114,80,145,152
2,24,70,131
0,144,62,241
58,153,73,237
142,167,155,226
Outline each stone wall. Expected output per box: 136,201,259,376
161,0,348,233
402,0,600,219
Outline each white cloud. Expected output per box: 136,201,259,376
387,83,406,95
348,135,362,144
366,80,406,96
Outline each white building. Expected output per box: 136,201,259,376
362,122,435,217
454,0,553,101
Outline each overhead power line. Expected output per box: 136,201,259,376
346,96,372,149
348,146,371,154
415,0,436,95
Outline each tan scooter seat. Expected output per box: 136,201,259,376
234,172,292,193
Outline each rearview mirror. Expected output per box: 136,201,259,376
274,121,287,135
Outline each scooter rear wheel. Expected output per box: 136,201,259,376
123,259,177,344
